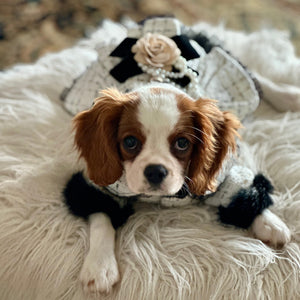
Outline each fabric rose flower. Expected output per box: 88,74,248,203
132,33,181,71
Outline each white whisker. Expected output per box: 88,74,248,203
185,133,204,144
185,126,209,137
184,176,194,189
184,176,192,183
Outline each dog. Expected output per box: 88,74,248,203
64,84,291,295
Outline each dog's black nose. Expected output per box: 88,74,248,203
144,164,168,186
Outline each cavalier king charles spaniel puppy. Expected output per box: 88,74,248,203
64,84,291,295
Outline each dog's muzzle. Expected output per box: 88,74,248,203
144,164,168,186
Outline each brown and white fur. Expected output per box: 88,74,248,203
72,85,291,295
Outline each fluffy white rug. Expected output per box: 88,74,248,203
0,20,300,300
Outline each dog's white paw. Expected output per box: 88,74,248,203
250,209,291,248
80,252,120,295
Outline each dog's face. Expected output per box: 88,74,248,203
73,86,240,196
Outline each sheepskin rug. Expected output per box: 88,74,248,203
0,20,300,300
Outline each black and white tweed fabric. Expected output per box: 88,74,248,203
61,17,260,121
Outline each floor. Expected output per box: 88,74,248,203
0,0,299,69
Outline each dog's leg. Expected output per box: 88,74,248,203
250,209,291,248
80,213,119,295
207,166,291,248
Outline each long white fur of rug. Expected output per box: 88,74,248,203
0,20,300,300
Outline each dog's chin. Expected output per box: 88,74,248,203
140,188,171,197
127,182,183,197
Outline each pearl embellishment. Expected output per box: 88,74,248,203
137,56,200,97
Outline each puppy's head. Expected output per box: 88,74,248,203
73,86,241,196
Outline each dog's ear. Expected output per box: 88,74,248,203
187,98,241,195
73,88,134,187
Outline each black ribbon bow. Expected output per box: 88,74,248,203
109,35,200,86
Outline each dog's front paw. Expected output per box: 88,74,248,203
250,209,291,248
80,252,120,295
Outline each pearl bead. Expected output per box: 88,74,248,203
136,55,199,97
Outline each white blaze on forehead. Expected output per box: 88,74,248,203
137,88,180,134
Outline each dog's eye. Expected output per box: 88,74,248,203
123,136,139,151
174,137,190,151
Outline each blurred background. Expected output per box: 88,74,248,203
0,0,299,70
